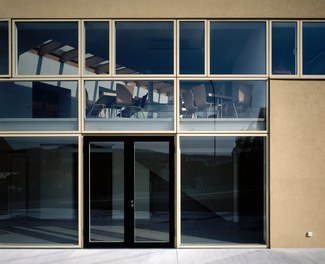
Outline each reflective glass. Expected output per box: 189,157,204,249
181,136,266,245
303,22,325,75
180,21,205,74
272,22,297,75
84,80,174,131
0,137,78,245
179,80,266,131
210,22,266,74
89,142,124,242
84,22,109,75
0,81,78,131
0,21,9,75
134,142,170,242
115,22,174,74
16,22,79,75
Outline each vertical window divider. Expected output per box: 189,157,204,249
112,20,117,77
78,134,84,248
206,20,210,77
298,20,302,78
175,134,181,247
78,20,82,77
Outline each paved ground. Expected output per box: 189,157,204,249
0,248,325,264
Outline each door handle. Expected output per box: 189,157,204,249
130,200,134,208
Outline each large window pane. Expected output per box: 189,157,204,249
0,137,78,245
84,80,174,131
181,136,266,245
180,22,205,74
16,22,79,75
0,81,78,131
0,21,9,75
303,22,325,75
180,80,266,131
210,22,266,75
115,22,174,74
84,21,109,75
272,22,297,75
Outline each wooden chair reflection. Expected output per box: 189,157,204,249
192,84,212,118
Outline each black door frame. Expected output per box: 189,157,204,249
84,136,175,248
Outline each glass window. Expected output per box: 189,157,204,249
115,21,174,74
0,80,78,131
180,136,266,245
180,21,205,74
16,22,79,75
179,80,267,131
84,80,174,131
303,22,325,75
0,137,78,245
272,22,297,75
210,22,266,75
0,21,9,75
84,21,109,75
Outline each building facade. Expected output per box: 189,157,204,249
0,0,324,248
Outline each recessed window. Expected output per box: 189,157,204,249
180,136,266,245
115,21,174,75
303,22,325,75
0,137,79,245
84,21,109,75
0,21,9,75
210,21,266,75
272,22,297,75
179,21,205,74
16,22,79,75
0,80,78,131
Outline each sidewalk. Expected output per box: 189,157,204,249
0,248,324,264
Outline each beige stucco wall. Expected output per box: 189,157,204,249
270,80,325,248
0,0,325,19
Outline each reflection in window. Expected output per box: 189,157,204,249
16,22,79,75
84,21,109,75
210,22,266,75
181,136,266,245
179,80,266,131
84,80,174,131
0,137,78,245
0,21,9,75
0,81,78,131
272,22,297,75
303,22,325,75
180,21,205,74
115,22,174,74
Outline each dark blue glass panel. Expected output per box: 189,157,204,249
116,22,174,74
85,22,109,74
16,22,79,75
0,21,9,75
303,22,325,75
210,22,266,75
180,22,204,74
0,137,78,245
272,22,296,75
181,136,266,244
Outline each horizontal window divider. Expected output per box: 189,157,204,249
177,132,268,137
0,133,82,137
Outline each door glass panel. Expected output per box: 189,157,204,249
134,142,170,242
89,142,124,242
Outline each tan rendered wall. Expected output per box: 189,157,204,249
270,80,325,248
0,0,325,19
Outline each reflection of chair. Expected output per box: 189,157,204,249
121,93,148,118
192,84,212,118
232,83,253,118
181,89,197,118
112,83,135,117
85,89,106,117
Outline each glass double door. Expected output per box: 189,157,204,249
84,136,174,248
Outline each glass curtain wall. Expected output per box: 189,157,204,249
180,136,266,245
0,137,79,245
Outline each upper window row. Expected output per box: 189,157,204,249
0,20,325,76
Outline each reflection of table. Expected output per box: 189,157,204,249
96,92,116,117
207,93,232,118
